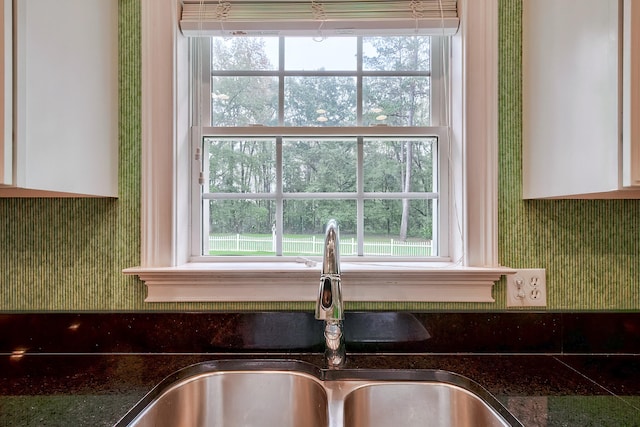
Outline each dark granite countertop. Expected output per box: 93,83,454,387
2,354,640,426
1,313,640,426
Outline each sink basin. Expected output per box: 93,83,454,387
343,383,511,427
116,361,327,427
115,360,522,427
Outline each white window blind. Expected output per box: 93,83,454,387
180,0,459,36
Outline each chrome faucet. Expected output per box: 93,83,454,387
315,219,345,367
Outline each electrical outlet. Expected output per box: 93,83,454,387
506,269,546,307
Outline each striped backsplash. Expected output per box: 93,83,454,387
0,0,638,312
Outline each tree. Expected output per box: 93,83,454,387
208,38,278,234
211,38,278,126
363,36,431,240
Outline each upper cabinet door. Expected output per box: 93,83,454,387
0,0,11,187
0,0,118,197
523,0,640,199
623,0,640,187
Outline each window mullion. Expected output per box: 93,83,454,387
278,37,285,126
202,192,439,200
357,37,363,126
357,137,364,256
433,135,441,257
202,126,447,137
356,38,364,255
276,137,283,256
276,37,285,255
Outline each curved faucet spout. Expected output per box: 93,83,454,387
316,219,343,321
322,219,340,276
315,219,345,368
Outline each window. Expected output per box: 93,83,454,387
194,35,448,260
125,0,512,303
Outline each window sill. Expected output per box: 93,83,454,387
123,263,515,303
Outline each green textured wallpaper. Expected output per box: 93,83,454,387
0,0,638,312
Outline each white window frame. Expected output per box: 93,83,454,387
124,0,514,303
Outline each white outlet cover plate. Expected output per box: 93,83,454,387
506,268,547,307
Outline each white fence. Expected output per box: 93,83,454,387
209,234,432,256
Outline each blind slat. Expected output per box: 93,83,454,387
180,1,459,36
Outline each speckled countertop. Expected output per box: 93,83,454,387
1,313,640,427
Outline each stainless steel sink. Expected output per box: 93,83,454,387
115,360,522,427
343,382,511,427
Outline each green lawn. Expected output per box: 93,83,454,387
207,233,431,256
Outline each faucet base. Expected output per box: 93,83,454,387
324,320,346,368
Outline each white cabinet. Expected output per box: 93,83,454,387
0,0,11,187
0,0,118,197
523,0,640,199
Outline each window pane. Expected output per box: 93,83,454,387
363,139,435,193
284,77,356,126
211,76,278,126
364,199,434,256
283,200,357,255
285,37,357,71
363,37,430,71
211,37,279,71
283,139,356,192
363,77,430,126
205,138,276,193
207,199,276,255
